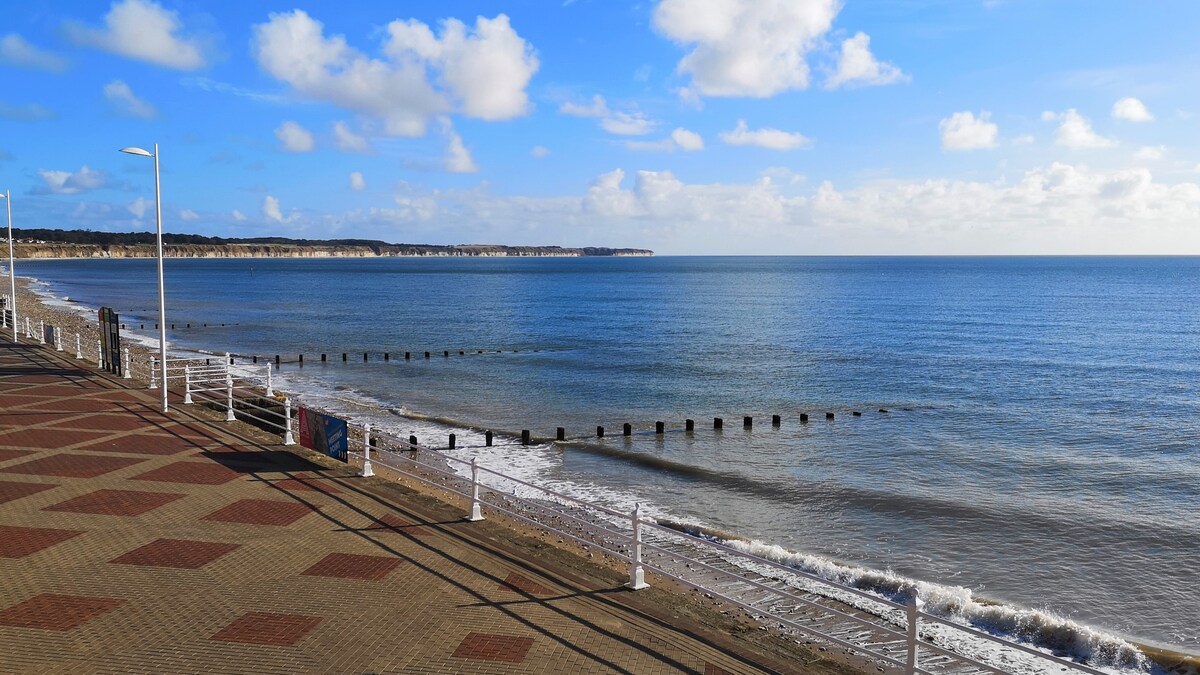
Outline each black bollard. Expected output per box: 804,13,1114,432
206,359,211,365
852,411,862,417
656,421,664,434
409,434,418,447
744,416,753,429
714,417,723,429
448,433,456,449
252,355,258,364
369,436,377,448
141,324,144,329
299,354,304,364
800,413,809,422
556,427,565,441
623,423,632,437
405,352,411,360
826,412,835,420
459,351,464,355
275,355,280,366
424,351,430,359
597,426,604,438
363,352,368,362
772,414,781,426
171,324,175,329
879,408,889,413
342,353,347,362
485,430,493,446
685,419,694,432
521,429,530,445
384,353,389,361
186,324,190,328
321,353,327,362
444,350,449,357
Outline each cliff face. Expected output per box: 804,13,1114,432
13,243,653,259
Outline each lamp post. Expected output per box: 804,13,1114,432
0,190,14,343
120,144,168,413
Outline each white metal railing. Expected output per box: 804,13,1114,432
37,333,1131,675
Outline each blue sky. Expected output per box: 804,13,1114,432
1,0,1198,254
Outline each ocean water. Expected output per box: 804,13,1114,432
19,256,1200,656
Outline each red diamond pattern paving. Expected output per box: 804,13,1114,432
78,433,199,456
0,449,35,463
274,477,341,494
0,453,146,478
202,498,318,526
453,632,535,663
44,489,186,516
498,572,556,596
373,513,433,536
0,525,84,558
210,612,322,646
0,428,113,449
44,414,160,433
0,594,125,630
110,538,240,568
301,552,402,581
131,461,240,485
705,663,735,675
0,480,57,504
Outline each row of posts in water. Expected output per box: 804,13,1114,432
402,410,890,451
244,351,530,365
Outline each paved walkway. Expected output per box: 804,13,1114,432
0,342,812,674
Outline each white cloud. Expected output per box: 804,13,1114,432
1012,134,1035,146
1112,97,1153,122
671,128,704,151
0,33,68,72
0,102,56,121
600,111,654,136
719,119,810,150
66,0,205,70
231,209,247,221
1044,109,1115,149
825,32,908,89
34,165,106,194
530,145,550,158
275,121,315,152
443,121,478,173
624,139,677,152
179,209,200,221
1134,145,1166,161
332,121,370,153
652,0,839,97
252,10,536,137
127,197,150,219
939,111,998,150
559,94,609,117
103,80,156,119
262,195,284,222
349,171,366,191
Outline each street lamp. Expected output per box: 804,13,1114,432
0,190,15,343
119,144,168,413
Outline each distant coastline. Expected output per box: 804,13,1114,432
5,228,653,259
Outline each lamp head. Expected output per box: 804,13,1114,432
119,147,154,157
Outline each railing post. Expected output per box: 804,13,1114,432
38,320,45,344
905,589,923,675
123,350,131,379
467,457,484,521
183,366,193,404
265,362,274,397
55,328,62,351
224,372,236,422
360,424,375,477
149,356,157,389
75,333,82,359
627,503,649,590
282,398,295,445
24,317,31,338
96,339,102,367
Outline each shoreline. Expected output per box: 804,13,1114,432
10,268,1200,673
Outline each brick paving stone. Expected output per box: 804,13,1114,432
371,513,434,536
301,552,403,581
0,449,35,463
273,477,341,494
131,460,241,485
43,413,162,433
202,498,318,526
77,433,200,456
498,572,556,596
13,396,118,413
0,594,125,630
452,632,535,663
210,612,322,646
110,538,241,568
0,480,57,504
0,428,113,449
706,663,735,675
0,525,84,558
0,453,146,478
44,489,186,516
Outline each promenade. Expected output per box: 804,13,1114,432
0,341,840,674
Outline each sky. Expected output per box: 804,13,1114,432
1,0,1199,255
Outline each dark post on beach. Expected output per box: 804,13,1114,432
409,434,418,447
772,414,781,426
556,427,565,441
655,421,664,434
800,413,809,422
596,426,604,438
714,417,723,429
275,354,280,366
521,429,530,445
744,415,752,429
448,433,456,449
685,418,694,432
299,354,304,365
342,352,347,362
623,423,632,436
321,353,326,362
485,430,493,446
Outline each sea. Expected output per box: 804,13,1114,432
16,255,1200,662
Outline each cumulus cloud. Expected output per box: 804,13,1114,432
0,101,56,121
719,119,810,150
1134,145,1166,161
1043,109,1115,149
103,80,156,119
559,94,609,117
825,32,908,89
66,0,205,70
34,166,106,195
442,120,478,173
332,121,370,152
349,171,366,191
179,209,200,221
530,145,550,158
625,128,704,152
0,34,68,72
231,209,247,221
939,111,998,150
252,10,537,137
652,0,839,97
275,121,314,152
1112,97,1153,122
560,94,655,136
262,195,284,222
127,197,150,218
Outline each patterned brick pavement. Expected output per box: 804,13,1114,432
0,340,822,674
